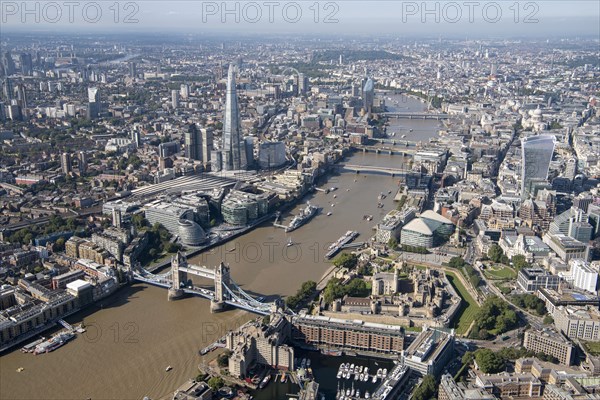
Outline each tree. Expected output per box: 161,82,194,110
474,296,518,334
478,329,491,340
132,214,147,229
411,375,437,400
207,376,224,391
53,237,66,252
333,253,358,269
511,255,529,271
475,349,504,373
448,256,467,268
462,351,475,365
387,238,398,250
543,315,554,325
488,245,504,263
217,350,231,368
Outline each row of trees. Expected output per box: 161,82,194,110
332,253,358,269
7,215,84,246
487,245,531,271
511,294,547,316
410,375,437,400
448,256,482,288
285,280,317,310
401,244,429,254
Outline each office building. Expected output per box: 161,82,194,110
517,268,561,292
400,326,455,377
158,141,180,158
201,128,213,166
222,64,246,171
87,87,100,119
363,77,374,117
521,135,555,199
570,259,598,293
375,208,416,244
2,52,16,75
400,210,454,248
128,61,136,78
543,233,590,262
185,124,203,161
550,207,593,243
144,201,207,246
19,53,33,75
439,374,497,400
297,73,309,94
523,329,574,366
258,141,287,169
171,89,179,108
475,373,542,398
554,305,600,341
221,190,270,226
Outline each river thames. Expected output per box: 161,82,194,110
0,94,440,400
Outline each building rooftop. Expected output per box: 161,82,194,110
403,218,434,235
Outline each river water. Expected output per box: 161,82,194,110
385,93,444,142
0,96,439,400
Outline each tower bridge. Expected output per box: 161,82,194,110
132,252,278,315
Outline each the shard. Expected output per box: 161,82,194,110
222,64,246,170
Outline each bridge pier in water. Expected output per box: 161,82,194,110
210,262,230,313
168,252,186,300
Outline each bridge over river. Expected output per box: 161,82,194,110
132,252,279,315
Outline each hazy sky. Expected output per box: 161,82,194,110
1,1,599,37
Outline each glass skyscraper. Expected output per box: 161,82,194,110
521,135,556,199
222,64,246,171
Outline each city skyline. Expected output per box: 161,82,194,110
1,1,599,37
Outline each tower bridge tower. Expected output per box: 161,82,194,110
168,251,187,300
211,262,231,313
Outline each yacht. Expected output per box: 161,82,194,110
327,212,332,216
372,374,378,383
382,368,388,377
287,237,293,247
165,366,173,372
365,391,370,399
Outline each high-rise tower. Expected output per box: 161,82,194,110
363,78,374,118
87,87,99,119
185,124,203,161
222,64,246,171
521,135,556,199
